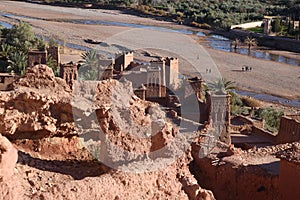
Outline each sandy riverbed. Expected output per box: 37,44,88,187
1,0,300,100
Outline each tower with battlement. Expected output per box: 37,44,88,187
146,66,164,97
165,57,179,89
150,59,166,87
114,52,134,72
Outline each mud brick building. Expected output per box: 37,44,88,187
0,73,15,91
27,47,60,68
277,115,300,144
27,50,47,68
278,145,300,200
60,62,78,89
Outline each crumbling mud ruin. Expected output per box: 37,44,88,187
0,64,215,199
0,63,299,199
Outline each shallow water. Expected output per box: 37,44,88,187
206,35,300,66
0,21,12,28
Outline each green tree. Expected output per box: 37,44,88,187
47,55,59,76
48,36,59,47
244,36,257,50
5,21,35,52
208,78,235,94
257,107,284,132
79,50,99,80
274,17,282,33
231,38,240,50
7,51,27,75
0,43,15,60
35,37,47,51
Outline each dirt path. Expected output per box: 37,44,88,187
1,0,300,100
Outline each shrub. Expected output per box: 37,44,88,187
200,23,211,30
241,96,261,108
255,107,284,132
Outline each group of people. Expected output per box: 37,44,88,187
242,65,252,71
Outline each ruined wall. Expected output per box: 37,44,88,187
166,95,180,108
277,115,300,144
99,67,113,80
145,84,166,98
146,66,166,98
150,60,166,87
210,93,231,144
114,52,133,72
252,126,276,143
146,97,167,107
191,146,280,200
134,88,146,100
279,159,300,200
27,50,47,68
188,77,203,100
0,74,15,91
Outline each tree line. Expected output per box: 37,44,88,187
0,21,58,75
21,0,300,29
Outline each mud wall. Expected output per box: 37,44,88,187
191,147,279,200
252,126,276,143
277,116,300,144
0,75,15,91
279,160,300,200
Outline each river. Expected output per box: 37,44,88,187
1,12,300,66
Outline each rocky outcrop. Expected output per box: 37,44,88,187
11,64,71,95
0,65,75,138
0,134,23,200
0,134,17,181
0,65,215,199
23,151,214,200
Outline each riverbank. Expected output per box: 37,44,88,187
16,0,300,54
1,0,300,101
213,29,300,53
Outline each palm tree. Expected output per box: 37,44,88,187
0,43,14,60
231,38,240,51
47,55,59,76
7,51,27,75
208,78,235,94
79,50,99,80
81,50,98,68
244,36,257,51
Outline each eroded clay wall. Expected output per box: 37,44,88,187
191,147,280,200
0,75,15,91
277,116,300,144
279,160,300,200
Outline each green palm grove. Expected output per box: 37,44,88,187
0,21,48,75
